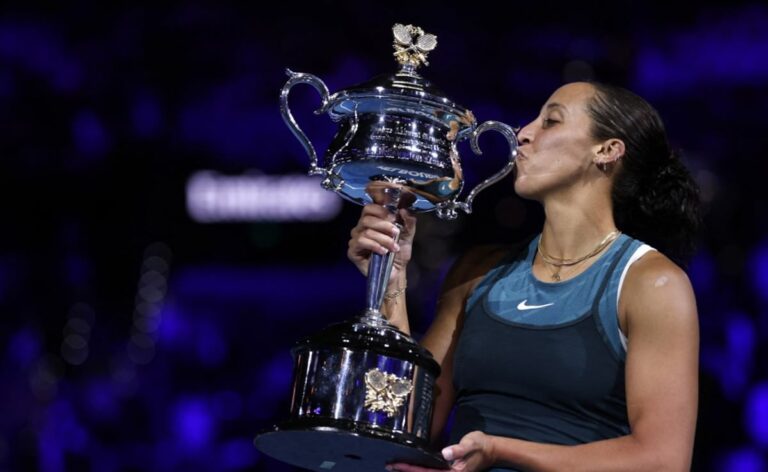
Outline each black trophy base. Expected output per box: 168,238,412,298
254,419,449,471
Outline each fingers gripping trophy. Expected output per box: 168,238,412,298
254,24,519,471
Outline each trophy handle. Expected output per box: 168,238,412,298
436,120,518,220
280,69,332,176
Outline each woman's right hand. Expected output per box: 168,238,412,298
347,204,417,284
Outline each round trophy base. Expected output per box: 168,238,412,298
254,419,449,471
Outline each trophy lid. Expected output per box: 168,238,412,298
325,24,476,135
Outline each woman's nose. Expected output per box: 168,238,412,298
516,122,534,145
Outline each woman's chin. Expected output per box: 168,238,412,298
513,180,540,201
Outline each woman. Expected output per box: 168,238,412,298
348,82,700,472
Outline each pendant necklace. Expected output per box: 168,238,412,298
537,230,621,281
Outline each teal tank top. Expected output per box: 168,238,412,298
450,234,645,471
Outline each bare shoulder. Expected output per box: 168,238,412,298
623,251,694,299
621,250,698,334
427,239,530,335
425,243,518,346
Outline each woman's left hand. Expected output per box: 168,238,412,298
386,431,496,472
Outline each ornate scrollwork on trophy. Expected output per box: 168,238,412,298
392,24,438,68
364,368,414,417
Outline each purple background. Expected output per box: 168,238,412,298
1,1,767,471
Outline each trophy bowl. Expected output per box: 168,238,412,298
278,24,518,220
254,24,518,471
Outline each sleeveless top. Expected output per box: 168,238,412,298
450,234,651,471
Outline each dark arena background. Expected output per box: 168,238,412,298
2,1,767,471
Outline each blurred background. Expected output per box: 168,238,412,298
1,1,767,471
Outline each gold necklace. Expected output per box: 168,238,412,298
542,256,588,282
537,230,621,281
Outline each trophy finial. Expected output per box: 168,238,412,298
392,23,437,70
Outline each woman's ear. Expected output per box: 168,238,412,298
592,138,625,166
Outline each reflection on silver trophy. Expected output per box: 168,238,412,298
254,24,519,471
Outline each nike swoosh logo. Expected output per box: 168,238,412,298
517,300,555,311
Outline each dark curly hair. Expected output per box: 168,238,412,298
587,83,701,265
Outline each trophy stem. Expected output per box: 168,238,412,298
364,186,404,321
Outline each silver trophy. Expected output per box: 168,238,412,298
254,24,518,471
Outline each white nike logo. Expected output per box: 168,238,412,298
517,300,555,311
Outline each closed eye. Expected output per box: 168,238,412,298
542,118,560,128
